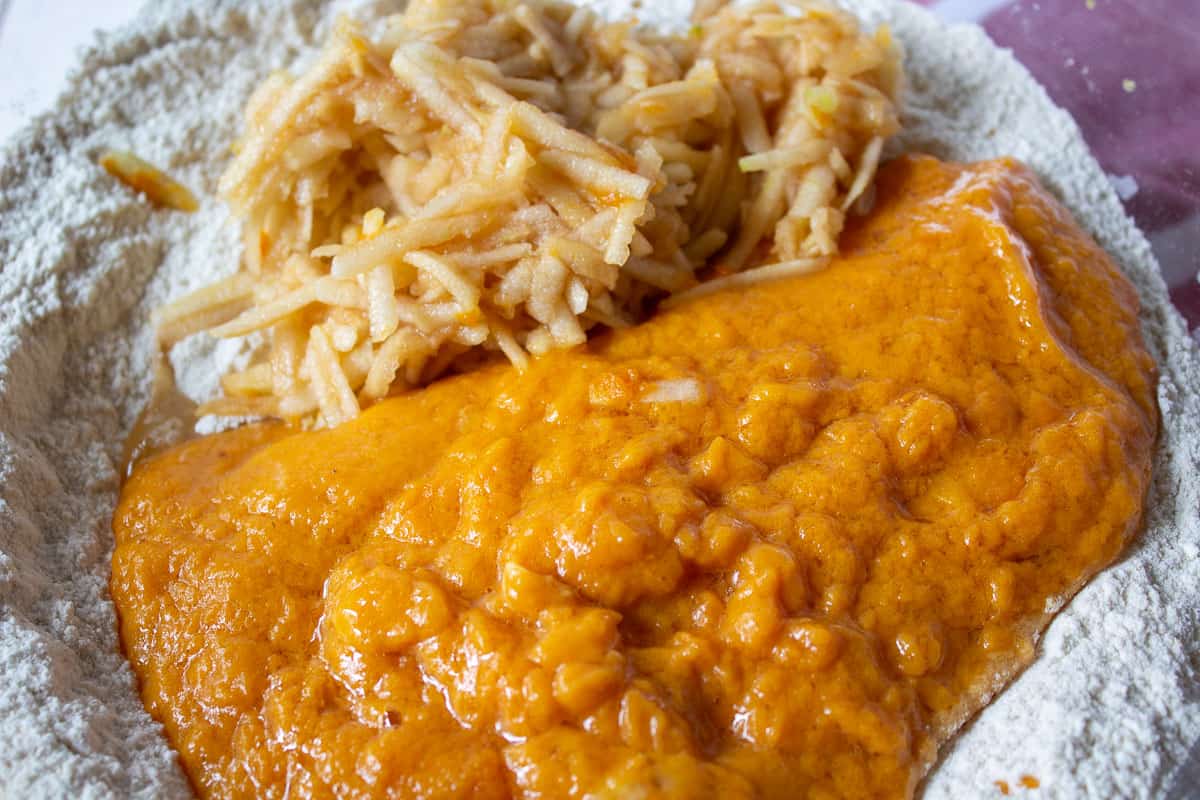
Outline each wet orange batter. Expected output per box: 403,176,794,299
111,156,1157,799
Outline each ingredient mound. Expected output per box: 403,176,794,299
113,157,1157,799
155,0,901,427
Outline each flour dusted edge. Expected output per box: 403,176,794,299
2,0,1199,798
0,1,331,796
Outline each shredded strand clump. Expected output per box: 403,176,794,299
157,0,903,427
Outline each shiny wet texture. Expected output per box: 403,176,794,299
112,156,1157,799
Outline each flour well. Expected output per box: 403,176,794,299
0,1,1197,798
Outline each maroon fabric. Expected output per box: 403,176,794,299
984,1,1200,228
908,0,1200,329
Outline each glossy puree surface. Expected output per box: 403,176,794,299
112,156,1158,799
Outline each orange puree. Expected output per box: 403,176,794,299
111,156,1157,799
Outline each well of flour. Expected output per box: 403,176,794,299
0,1,1197,798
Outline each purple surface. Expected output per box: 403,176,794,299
917,0,1200,331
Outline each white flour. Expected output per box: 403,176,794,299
0,1,1197,797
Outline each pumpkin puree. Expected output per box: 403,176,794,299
112,156,1157,799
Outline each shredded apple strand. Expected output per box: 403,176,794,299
156,0,902,428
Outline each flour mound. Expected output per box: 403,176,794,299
1,1,1197,798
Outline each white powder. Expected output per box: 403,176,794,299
0,1,1196,798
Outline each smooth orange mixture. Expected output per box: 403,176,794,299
112,156,1157,799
